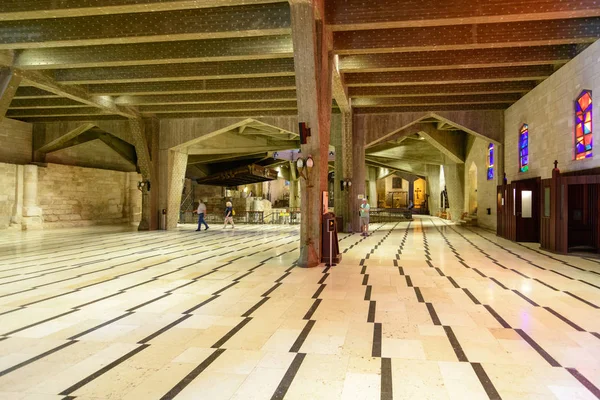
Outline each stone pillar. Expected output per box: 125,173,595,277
351,116,366,232
290,0,333,267
444,163,465,221
9,165,24,229
22,165,43,230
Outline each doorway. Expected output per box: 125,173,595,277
567,184,599,253
514,178,540,242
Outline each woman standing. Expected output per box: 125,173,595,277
223,201,235,229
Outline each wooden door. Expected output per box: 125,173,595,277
515,178,540,242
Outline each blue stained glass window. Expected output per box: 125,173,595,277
487,143,494,180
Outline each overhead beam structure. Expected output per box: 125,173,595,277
0,0,287,21
325,0,600,30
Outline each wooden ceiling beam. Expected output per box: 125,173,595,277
15,36,294,69
352,93,521,107
344,65,555,86
0,3,291,49
325,0,600,31
52,59,296,85
0,0,285,21
86,77,296,96
334,18,600,54
339,45,575,73
113,90,297,106
348,82,536,97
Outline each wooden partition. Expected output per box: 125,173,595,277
540,166,600,254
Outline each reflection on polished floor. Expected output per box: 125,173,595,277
0,217,599,400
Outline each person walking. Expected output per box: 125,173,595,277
194,199,209,231
223,201,235,229
360,198,370,236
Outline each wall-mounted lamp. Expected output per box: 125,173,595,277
296,155,314,185
340,179,352,191
137,180,151,192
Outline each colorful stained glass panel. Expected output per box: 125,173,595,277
575,90,592,160
519,124,529,172
487,143,494,180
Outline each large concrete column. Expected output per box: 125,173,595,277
444,163,465,221
129,119,154,231
288,161,300,209
351,116,366,232
9,165,24,229
367,166,377,208
166,149,188,230
0,68,22,120
22,165,43,230
408,179,415,205
291,0,333,267
332,113,352,232
426,165,441,216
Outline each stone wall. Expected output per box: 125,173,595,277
505,39,600,181
0,163,17,229
36,164,141,228
0,118,32,165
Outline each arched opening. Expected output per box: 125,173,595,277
468,161,478,216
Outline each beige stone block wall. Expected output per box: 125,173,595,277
0,118,32,165
37,163,141,228
0,163,17,229
505,39,600,180
464,136,503,230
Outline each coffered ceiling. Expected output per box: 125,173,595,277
0,0,598,122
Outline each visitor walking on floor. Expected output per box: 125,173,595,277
360,198,370,236
223,201,235,229
194,199,209,231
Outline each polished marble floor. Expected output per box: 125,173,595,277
0,217,599,400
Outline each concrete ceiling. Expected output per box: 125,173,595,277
0,1,598,122
184,118,298,179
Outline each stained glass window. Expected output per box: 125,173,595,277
575,90,592,160
487,143,494,180
519,124,529,172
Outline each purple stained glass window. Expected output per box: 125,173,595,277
519,124,529,172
